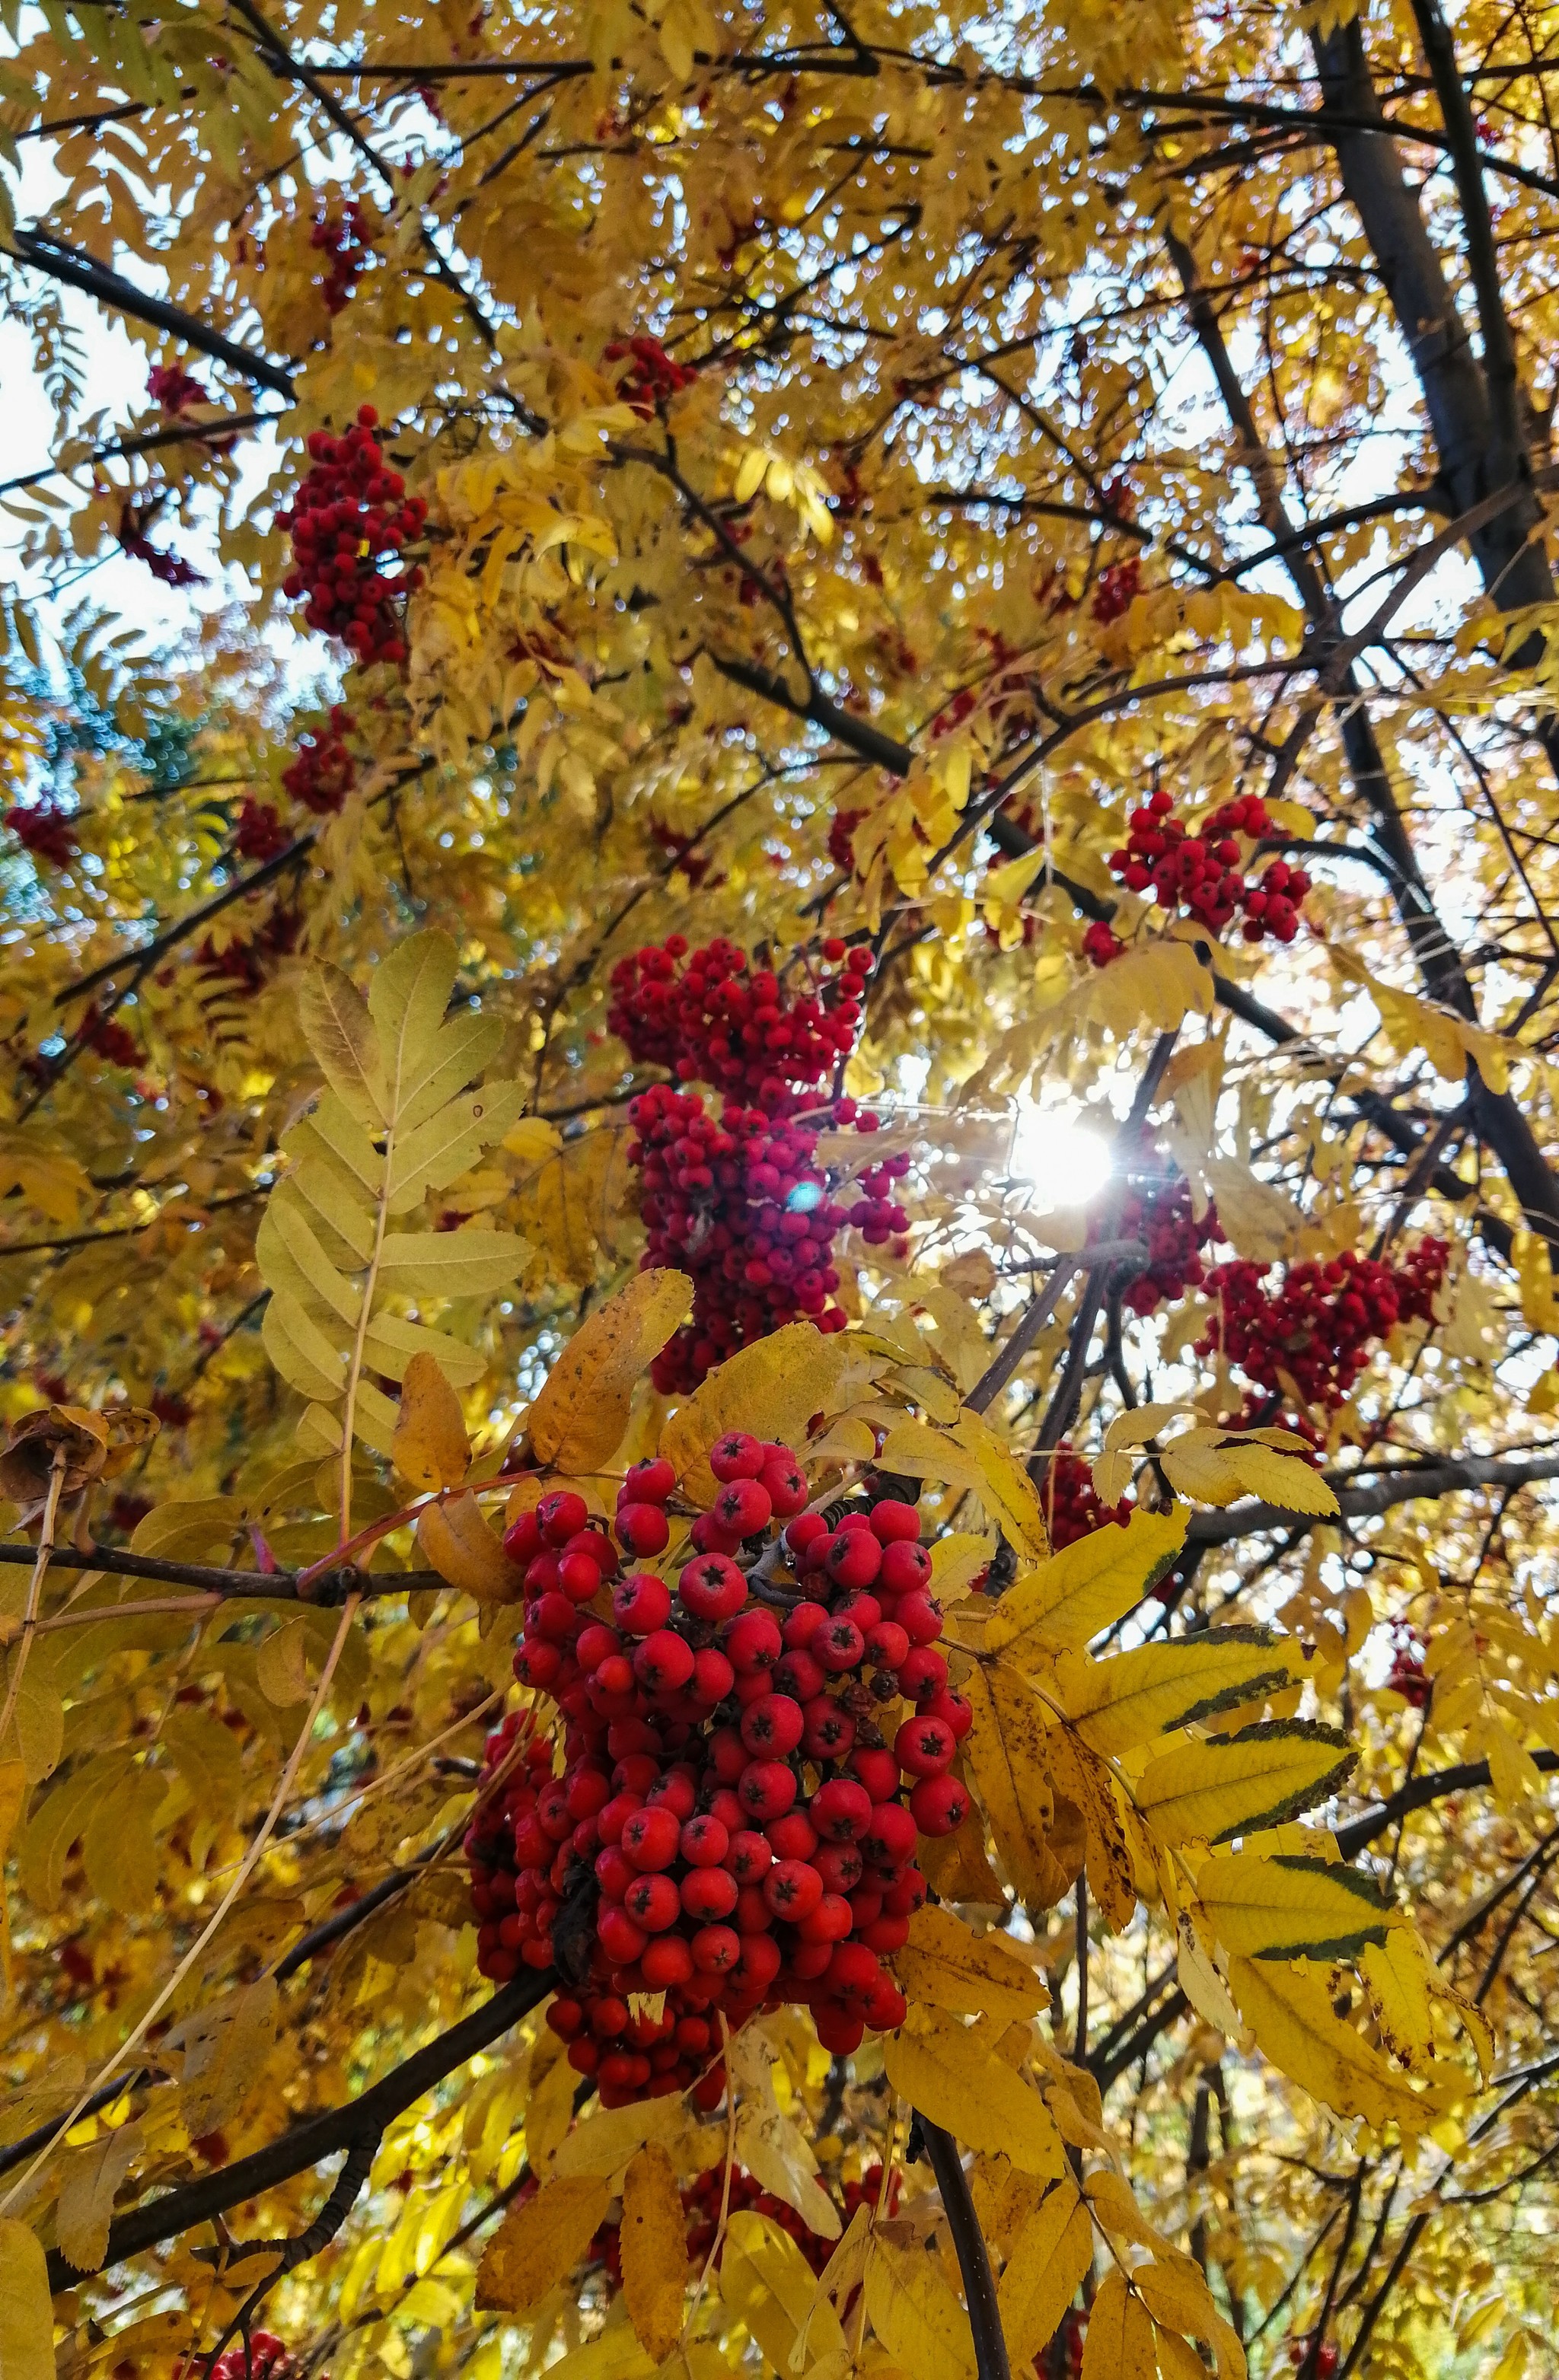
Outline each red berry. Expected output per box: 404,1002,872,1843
503,1510,543,1563
616,1502,671,1557
726,1829,773,1881
598,1905,649,1962
709,1432,764,1482
869,1499,921,1544
623,1456,676,1502
538,1489,588,1545
758,1458,808,1517
633,1630,696,1692
910,1773,970,1835
850,1748,901,1802
691,1923,741,1973
681,1865,739,1920
624,1872,681,1930
714,1477,772,1537
738,1760,798,1821
811,1778,872,1841
764,1859,824,1920
621,1805,681,1870
679,1554,748,1622
682,1814,729,1865
641,1933,695,1989
724,1610,782,1672
878,1540,933,1594
920,1686,973,1741
614,1572,671,1636
894,1713,957,1777
741,1692,805,1757
894,1591,942,1645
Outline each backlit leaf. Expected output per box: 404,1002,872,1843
987,1506,1188,1660
619,2145,688,2360
529,1268,694,1472
1134,1723,1355,1846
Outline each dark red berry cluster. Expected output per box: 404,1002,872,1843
278,406,426,665
609,938,871,1110
80,1002,143,1070
596,2159,895,2283
194,906,301,993
612,938,910,1391
829,809,865,875
1107,1177,1223,1319
4,802,79,868
1384,1624,1430,1709
281,705,357,814
1108,789,1312,945
466,1444,970,2104
1040,1447,1130,1550
235,798,293,862
1198,1241,1450,1411
604,335,699,418
1082,920,1124,969
1090,556,1140,623
148,362,209,413
212,2336,297,2380
311,199,373,314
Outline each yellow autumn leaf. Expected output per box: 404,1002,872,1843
960,1660,1062,1905
475,2175,611,2313
864,2236,975,2380
719,2210,848,2373
528,1268,693,1472
416,1489,524,1603
1133,1722,1355,1846
0,2216,57,2380
1079,2267,1155,2380
1223,1443,1340,1517
1225,1953,1450,2133
1194,1853,1393,1960
619,2145,688,2360
391,1352,471,1489
885,2006,1066,2174
660,1321,852,1503
1053,1629,1296,1757
0,1760,24,1994
995,2180,1092,2364
987,1506,1189,1661
894,1904,1044,2026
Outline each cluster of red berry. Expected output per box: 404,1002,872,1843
1384,1624,1430,1709
78,1002,144,1071
829,809,865,875
195,906,301,993
311,199,373,314
4,802,79,868
1198,1241,1450,1410
1107,1177,1223,1319
1108,789,1312,944
211,2337,296,2380
148,362,209,413
1041,1448,1130,1550
611,939,910,1390
281,705,357,814
595,2159,894,2283
116,500,205,588
609,938,871,1108
234,798,294,862
1090,556,1141,623
604,335,699,418
467,1440,969,2104
277,407,426,665
1081,920,1124,968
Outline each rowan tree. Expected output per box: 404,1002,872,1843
1,0,1559,2374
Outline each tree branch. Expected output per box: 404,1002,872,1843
5,228,295,399
1185,1453,1559,1548
922,2123,1011,2380
44,1968,553,2289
